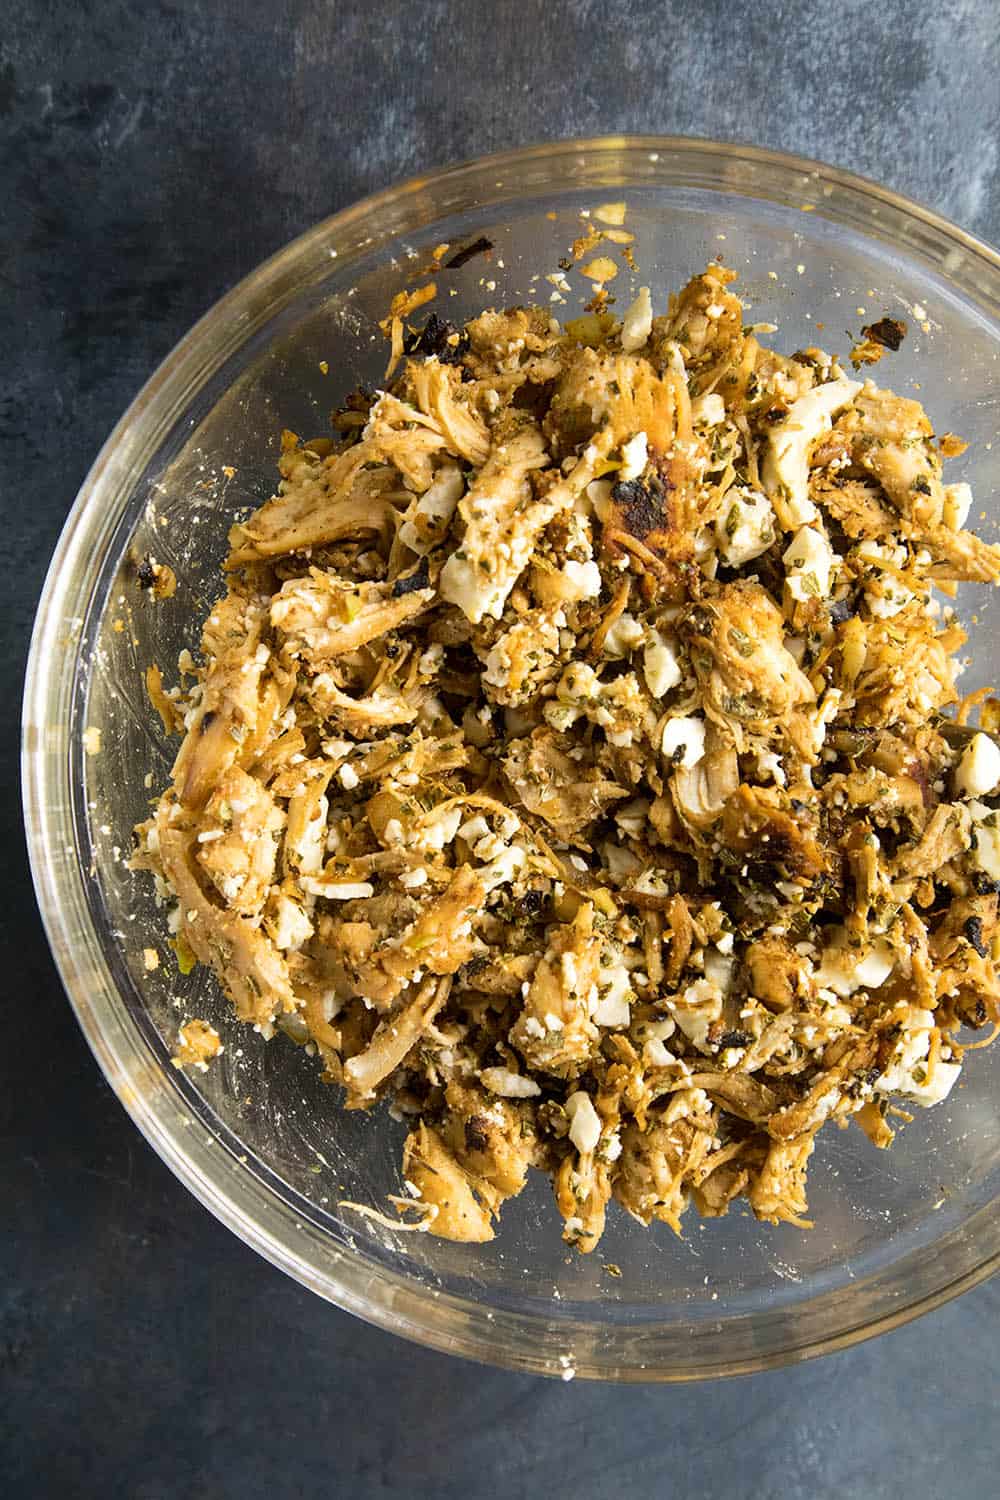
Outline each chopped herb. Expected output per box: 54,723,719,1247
443,236,494,270
964,915,987,957
392,558,431,597
862,317,907,351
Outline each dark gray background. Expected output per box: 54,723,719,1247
3,2,999,1496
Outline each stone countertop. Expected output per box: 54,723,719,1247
3,2,999,1495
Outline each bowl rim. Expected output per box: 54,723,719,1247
22,132,1000,1381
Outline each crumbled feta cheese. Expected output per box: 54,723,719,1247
783,524,836,602
620,286,652,352
484,612,561,691
715,486,776,566
565,1091,602,1154
338,762,360,791
562,558,602,599
691,392,726,427
630,868,673,898
618,431,648,482
943,481,973,531
853,948,895,988
418,805,463,851
814,935,895,996
907,1060,962,1106
867,577,915,618
602,611,644,658
642,630,682,697
703,948,735,992
458,814,490,845
440,527,532,622
479,843,526,891
268,893,314,950
955,732,1000,798
398,464,465,554
399,867,427,890
671,978,723,1051
754,748,786,787
592,963,633,1027
480,1066,541,1098
644,1038,677,1067
299,878,374,900
417,644,445,680
763,378,861,526
645,1016,677,1043
661,715,706,769
293,798,329,875
876,1008,961,1106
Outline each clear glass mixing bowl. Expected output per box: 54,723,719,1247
23,137,1000,1380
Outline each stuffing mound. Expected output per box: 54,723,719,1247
135,264,1000,1250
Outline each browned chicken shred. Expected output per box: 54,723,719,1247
135,262,1000,1249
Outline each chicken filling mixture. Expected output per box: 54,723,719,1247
135,264,1000,1249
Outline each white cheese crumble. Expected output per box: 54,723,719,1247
691,392,726,427
943,481,973,531
661,715,706,769
398,464,465,554
602,611,644,658
592,963,633,1027
813,936,895,996
292,797,329,875
876,1009,962,1106
458,814,490,845
299,878,374,900
715,487,775,566
620,286,653,352
479,1066,541,1098
562,558,602,599
479,843,526,891
417,805,463,851
440,548,516,623
671,977,723,1051
565,1090,602,1154
618,432,648,482
268,893,314,950
955,732,1000,798
763,377,860,526
783,523,836,602
642,630,682,697
703,947,735,993
585,478,613,519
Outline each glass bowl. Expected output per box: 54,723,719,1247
23,136,1000,1381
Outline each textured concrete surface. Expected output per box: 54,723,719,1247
3,1,1000,1496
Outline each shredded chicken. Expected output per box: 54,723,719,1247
135,262,1000,1251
